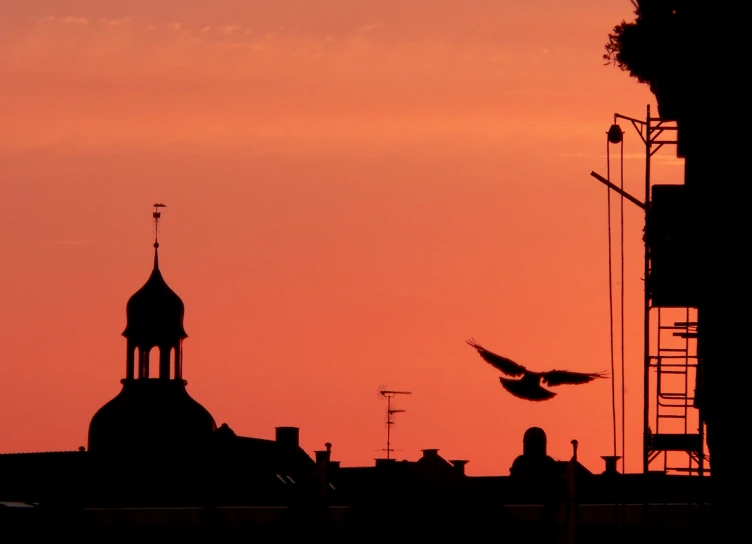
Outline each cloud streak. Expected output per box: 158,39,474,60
99,17,135,27
219,24,241,35
0,240,92,246
0,11,647,157
62,16,89,26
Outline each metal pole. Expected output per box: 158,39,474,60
386,395,391,460
643,104,652,475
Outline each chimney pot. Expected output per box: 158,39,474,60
601,455,621,475
450,460,469,476
421,449,439,458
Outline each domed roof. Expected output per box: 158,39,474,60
88,380,217,455
122,245,187,346
522,426,548,457
523,426,547,444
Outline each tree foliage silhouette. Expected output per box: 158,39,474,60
603,1,685,120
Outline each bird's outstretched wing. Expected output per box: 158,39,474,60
500,377,556,401
541,370,608,387
466,338,527,377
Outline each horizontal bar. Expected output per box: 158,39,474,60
652,356,698,360
615,113,646,125
589,171,646,209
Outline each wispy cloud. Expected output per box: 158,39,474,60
0,13,635,158
0,240,92,246
219,25,241,36
358,22,380,34
99,17,134,27
62,16,89,26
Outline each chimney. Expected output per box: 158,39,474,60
275,427,300,450
601,455,621,475
315,442,332,464
329,461,341,470
421,449,440,459
450,460,469,476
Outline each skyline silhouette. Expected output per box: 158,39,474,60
0,1,683,476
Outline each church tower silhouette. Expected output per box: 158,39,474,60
88,205,216,455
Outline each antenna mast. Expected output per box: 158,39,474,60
379,388,412,460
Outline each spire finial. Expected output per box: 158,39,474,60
153,203,166,269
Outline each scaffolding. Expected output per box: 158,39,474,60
647,308,705,475
590,105,708,477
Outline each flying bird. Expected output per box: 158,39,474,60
466,338,608,401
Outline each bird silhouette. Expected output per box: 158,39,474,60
466,338,608,401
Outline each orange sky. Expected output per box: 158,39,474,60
0,1,685,475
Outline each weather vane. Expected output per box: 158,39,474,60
153,203,166,247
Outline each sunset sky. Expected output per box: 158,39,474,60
0,1,685,475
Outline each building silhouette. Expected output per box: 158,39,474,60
0,231,712,541
1,236,321,530
86,241,219,507
89,240,216,456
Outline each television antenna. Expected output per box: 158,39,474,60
378,386,412,460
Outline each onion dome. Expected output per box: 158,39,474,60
122,243,187,348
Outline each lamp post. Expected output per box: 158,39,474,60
589,105,678,475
